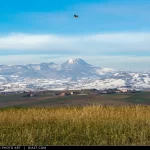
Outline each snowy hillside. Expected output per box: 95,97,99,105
0,58,150,92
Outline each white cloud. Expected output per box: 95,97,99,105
0,32,150,52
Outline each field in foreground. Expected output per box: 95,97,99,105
0,105,150,145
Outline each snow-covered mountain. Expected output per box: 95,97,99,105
0,58,150,91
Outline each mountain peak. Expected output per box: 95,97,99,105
68,58,78,64
67,58,88,65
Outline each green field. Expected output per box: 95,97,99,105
0,91,150,108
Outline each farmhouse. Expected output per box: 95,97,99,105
60,92,67,96
115,90,121,93
118,88,129,93
23,91,36,97
70,91,74,95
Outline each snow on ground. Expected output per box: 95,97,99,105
0,75,150,92
95,68,117,75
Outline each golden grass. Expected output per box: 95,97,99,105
0,105,150,145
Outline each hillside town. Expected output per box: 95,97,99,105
0,87,140,97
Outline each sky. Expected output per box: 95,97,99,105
0,0,150,71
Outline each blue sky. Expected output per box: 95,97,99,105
0,0,150,71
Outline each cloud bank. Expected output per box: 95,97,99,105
0,32,150,53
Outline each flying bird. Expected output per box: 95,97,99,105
74,14,78,18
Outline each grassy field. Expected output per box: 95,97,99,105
0,105,150,145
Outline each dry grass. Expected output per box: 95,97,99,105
0,105,150,145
